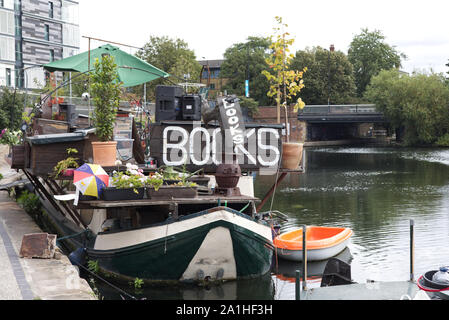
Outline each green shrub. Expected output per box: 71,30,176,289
90,55,122,141
17,190,41,215
436,133,449,147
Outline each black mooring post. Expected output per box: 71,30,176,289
295,269,300,300
410,219,414,282
302,225,307,291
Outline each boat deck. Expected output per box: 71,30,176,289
300,280,424,300
76,195,260,209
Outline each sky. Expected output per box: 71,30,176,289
78,0,449,75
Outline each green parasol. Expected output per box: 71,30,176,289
43,44,169,87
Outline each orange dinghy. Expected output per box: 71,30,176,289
273,226,353,262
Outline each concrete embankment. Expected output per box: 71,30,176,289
0,145,95,300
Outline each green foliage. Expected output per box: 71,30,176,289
111,170,145,193
87,260,99,274
220,36,273,106
136,36,201,99
53,148,79,177
90,55,122,141
31,76,67,98
146,174,163,191
262,16,306,113
0,128,22,147
157,165,200,187
436,133,449,147
0,173,3,181
365,69,449,146
133,277,144,289
66,72,90,97
348,28,406,97
291,46,358,105
238,96,259,116
17,191,41,216
0,87,25,131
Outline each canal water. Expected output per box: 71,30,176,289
95,146,449,300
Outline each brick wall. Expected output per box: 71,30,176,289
252,106,305,142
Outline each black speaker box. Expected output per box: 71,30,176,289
181,95,202,121
155,86,184,121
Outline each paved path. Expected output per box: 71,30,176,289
0,145,95,300
0,191,96,300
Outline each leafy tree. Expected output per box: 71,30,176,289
0,87,25,131
220,36,273,106
348,28,406,97
136,36,201,100
291,46,357,105
365,69,449,146
66,72,90,97
237,96,259,117
261,16,306,132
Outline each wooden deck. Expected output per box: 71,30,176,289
76,195,260,209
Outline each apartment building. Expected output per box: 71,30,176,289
198,59,228,98
0,0,79,89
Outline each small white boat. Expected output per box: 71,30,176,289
273,226,353,261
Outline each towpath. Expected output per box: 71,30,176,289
0,145,95,300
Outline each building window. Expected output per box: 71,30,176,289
49,49,54,61
44,24,49,41
209,83,215,90
49,1,53,18
6,68,11,87
0,0,4,7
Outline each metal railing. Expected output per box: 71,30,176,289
299,104,378,114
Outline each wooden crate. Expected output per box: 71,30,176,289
11,145,25,169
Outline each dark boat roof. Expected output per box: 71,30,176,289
26,128,95,145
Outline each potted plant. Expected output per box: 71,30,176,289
159,165,206,186
0,128,24,167
52,148,79,178
146,169,198,200
262,16,306,170
102,163,146,200
90,55,122,167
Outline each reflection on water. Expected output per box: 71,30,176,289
94,271,275,300
95,146,449,300
255,146,449,299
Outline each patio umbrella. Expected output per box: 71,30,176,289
73,163,109,204
43,44,169,87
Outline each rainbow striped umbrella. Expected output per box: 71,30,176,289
73,163,109,198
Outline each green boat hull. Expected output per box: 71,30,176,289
86,208,273,282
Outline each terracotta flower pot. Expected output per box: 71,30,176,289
281,142,303,170
91,141,117,167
